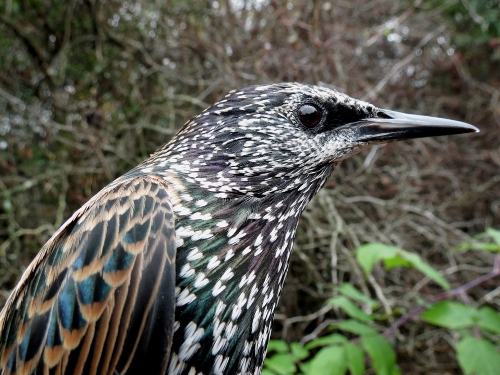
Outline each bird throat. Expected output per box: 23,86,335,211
162,168,332,375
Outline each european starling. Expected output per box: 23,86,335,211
0,83,478,375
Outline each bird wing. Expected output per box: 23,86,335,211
0,176,177,375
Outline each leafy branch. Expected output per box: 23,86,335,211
264,229,500,375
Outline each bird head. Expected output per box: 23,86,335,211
154,83,478,198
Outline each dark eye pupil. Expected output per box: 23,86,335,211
298,104,322,128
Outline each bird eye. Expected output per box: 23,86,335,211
297,104,323,128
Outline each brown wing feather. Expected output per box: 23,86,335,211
0,176,177,375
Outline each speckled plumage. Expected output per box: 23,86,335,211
0,83,477,375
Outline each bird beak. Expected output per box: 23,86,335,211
354,109,479,143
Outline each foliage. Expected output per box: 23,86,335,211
424,0,500,42
456,228,500,253
264,230,500,375
355,242,450,290
456,337,500,375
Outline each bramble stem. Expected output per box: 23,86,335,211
383,254,500,338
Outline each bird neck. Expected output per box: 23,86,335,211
160,166,332,375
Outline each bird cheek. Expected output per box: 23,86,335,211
336,144,366,162
322,136,366,163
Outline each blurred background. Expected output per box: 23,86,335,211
0,0,499,373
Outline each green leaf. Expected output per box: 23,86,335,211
422,301,476,329
397,251,450,290
305,333,348,349
290,343,310,361
327,296,373,322
477,306,500,334
383,256,411,270
356,243,398,276
355,243,450,290
299,361,311,375
307,346,347,375
337,283,379,309
456,242,500,252
456,228,500,252
261,369,275,375
457,337,500,375
480,228,500,245
345,342,365,375
267,340,289,353
335,319,378,336
265,353,297,375
361,334,396,375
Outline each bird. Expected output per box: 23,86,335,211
0,83,478,375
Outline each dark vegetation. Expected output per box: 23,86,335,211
0,0,499,373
